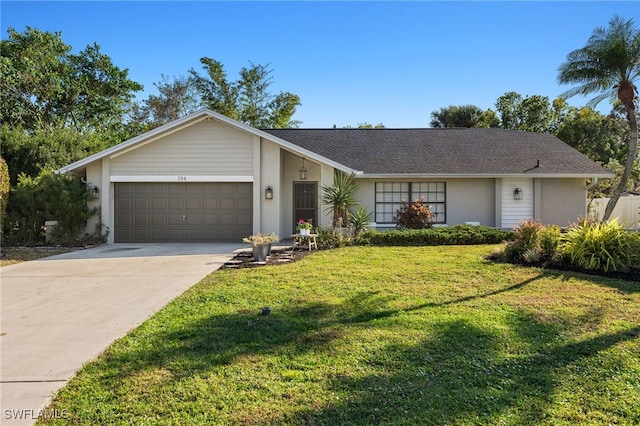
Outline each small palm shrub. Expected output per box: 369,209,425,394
561,219,640,273
395,198,434,229
349,206,373,237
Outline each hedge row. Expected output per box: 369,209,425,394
358,224,514,246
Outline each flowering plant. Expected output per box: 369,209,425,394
296,219,313,231
242,232,279,246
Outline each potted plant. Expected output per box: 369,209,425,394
296,219,313,236
242,232,279,262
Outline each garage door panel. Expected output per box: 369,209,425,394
151,214,166,226
117,214,133,226
203,214,218,225
236,213,252,225
134,214,150,226
203,199,218,209
219,198,236,210
167,214,183,225
186,199,202,210
134,199,149,210
237,198,252,210
185,214,201,225
151,199,166,209
236,183,252,195
115,182,252,242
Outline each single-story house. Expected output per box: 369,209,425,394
57,108,612,244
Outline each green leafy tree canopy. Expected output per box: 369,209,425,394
189,58,301,128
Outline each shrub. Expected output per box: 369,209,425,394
2,171,98,245
315,226,353,249
348,206,373,237
395,198,434,229
503,219,561,265
358,225,513,246
561,219,639,273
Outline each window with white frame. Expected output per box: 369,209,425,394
375,182,446,224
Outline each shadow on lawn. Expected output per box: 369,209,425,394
96,275,638,424
294,318,640,425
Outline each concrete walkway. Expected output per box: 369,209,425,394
1,243,242,425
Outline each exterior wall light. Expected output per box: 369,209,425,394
513,188,523,200
265,185,273,200
88,184,100,200
299,158,307,180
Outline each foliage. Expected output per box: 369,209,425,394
0,27,142,134
555,106,631,166
0,126,110,184
561,218,640,273
315,226,353,249
38,245,640,425
321,172,359,228
348,206,373,237
358,224,513,246
296,219,313,231
2,171,98,246
131,74,200,129
0,156,8,222
189,58,301,128
497,218,640,276
430,104,499,128
558,15,640,221
242,232,279,246
502,219,561,265
494,91,563,133
395,198,434,229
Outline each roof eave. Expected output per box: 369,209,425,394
356,172,615,179
56,108,360,176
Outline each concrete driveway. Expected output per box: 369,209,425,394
1,243,242,425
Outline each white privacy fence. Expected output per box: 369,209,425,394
590,195,640,229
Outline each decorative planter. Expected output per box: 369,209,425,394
299,228,310,236
253,243,270,262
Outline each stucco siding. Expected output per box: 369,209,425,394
539,178,586,227
357,178,495,227
446,179,495,226
110,120,254,176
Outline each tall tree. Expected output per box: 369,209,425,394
134,75,199,128
0,27,142,134
558,15,640,221
189,58,301,128
494,92,562,133
555,107,629,167
430,105,498,128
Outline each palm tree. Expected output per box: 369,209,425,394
558,15,639,221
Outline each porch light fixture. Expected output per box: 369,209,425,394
88,184,100,200
513,188,523,200
265,185,273,200
299,158,307,180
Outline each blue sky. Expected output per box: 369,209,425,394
2,1,638,128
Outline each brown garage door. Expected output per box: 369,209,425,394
115,182,252,243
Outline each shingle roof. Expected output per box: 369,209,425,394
262,128,611,176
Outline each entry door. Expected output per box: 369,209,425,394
293,182,317,232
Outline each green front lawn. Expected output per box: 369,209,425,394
41,246,640,425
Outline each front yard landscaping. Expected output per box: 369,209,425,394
40,245,639,425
